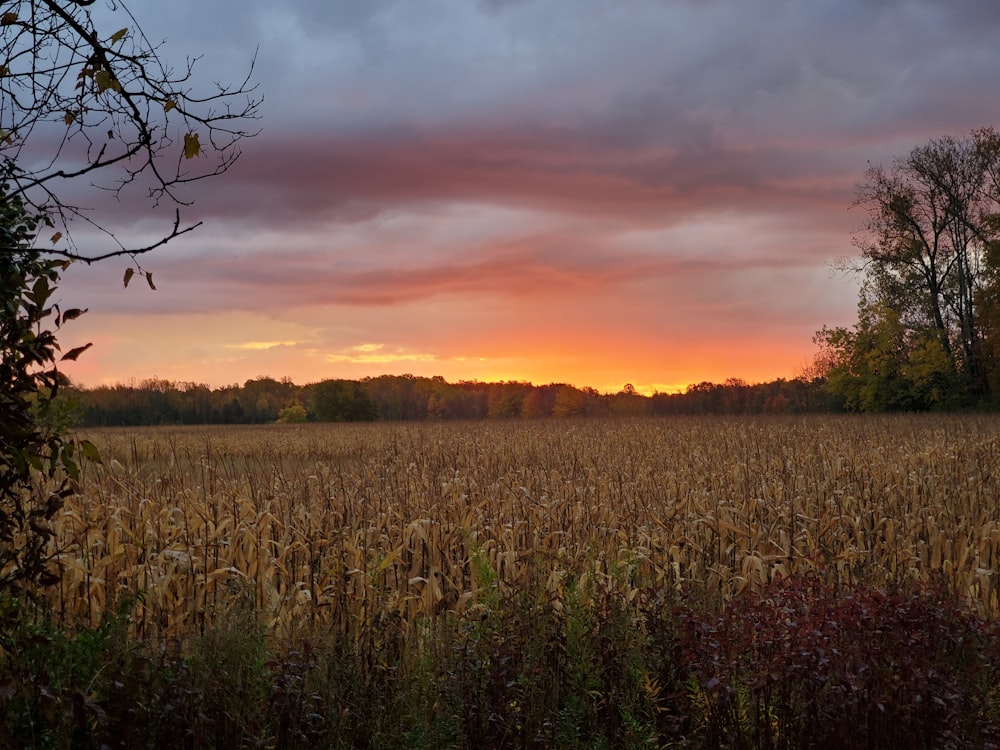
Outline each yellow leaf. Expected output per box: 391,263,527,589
94,69,121,93
164,99,177,113
110,27,128,44
50,232,62,245
183,132,201,159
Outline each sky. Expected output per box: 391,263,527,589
56,0,1000,395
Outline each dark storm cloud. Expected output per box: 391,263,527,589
91,0,1000,235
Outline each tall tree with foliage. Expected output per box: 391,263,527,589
818,129,1000,410
0,1,258,592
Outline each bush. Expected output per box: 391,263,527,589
675,574,1000,749
0,189,95,595
1,570,998,747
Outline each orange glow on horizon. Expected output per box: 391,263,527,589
62,327,815,396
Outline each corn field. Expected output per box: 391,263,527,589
45,415,1000,640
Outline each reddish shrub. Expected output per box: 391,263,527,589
673,575,1000,749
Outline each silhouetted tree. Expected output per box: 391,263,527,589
826,129,1000,409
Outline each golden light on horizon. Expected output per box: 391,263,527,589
325,343,440,365
59,303,823,393
224,341,304,351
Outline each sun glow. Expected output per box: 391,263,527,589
225,341,303,351
325,343,439,365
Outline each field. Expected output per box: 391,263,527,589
52,415,1000,635
14,414,1000,747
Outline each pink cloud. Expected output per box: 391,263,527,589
195,126,859,232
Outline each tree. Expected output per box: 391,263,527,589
310,380,379,423
551,385,584,417
520,386,553,419
276,402,308,424
849,130,1000,402
817,292,965,413
1,0,259,267
817,129,1000,410
486,381,529,418
0,1,258,592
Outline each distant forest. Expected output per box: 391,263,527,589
66,374,844,426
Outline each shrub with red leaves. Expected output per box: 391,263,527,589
674,575,1000,749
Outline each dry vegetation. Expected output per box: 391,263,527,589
46,414,1000,639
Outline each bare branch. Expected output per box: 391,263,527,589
0,0,260,260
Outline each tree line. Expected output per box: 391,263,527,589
66,373,837,426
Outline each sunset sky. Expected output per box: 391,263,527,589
57,0,1000,395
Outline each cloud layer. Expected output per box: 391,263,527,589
58,0,1000,392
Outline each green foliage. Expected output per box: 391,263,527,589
0,593,151,749
276,402,308,423
0,189,93,594
816,298,965,412
180,592,271,745
309,378,379,422
487,381,531,418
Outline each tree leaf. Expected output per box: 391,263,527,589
61,308,87,322
145,272,156,291
31,275,50,302
94,69,122,94
61,343,93,361
50,232,62,245
123,267,135,287
94,69,113,92
110,27,128,44
1,12,17,25
62,456,79,482
64,111,75,126
164,99,177,113
183,132,201,159
79,440,102,463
